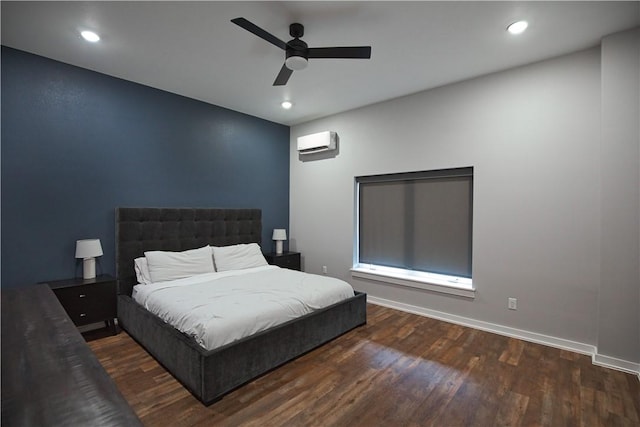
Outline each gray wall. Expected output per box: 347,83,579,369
598,28,640,364
290,28,639,368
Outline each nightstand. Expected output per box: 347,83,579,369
45,275,118,335
264,251,301,271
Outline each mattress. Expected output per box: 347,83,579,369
132,265,355,350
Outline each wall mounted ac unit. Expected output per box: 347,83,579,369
297,131,337,154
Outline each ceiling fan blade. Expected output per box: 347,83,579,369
231,17,288,50
273,64,293,86
308,46,372,59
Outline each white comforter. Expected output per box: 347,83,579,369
133,265,355,350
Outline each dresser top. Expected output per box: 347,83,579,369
1,284,141,426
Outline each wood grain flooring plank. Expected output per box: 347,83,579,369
495,390,530,427
407,355,482,425
499,337,525,366
85,304,640,426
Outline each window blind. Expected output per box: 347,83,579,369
358,167,473,278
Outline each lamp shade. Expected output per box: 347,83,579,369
272,229,287,241
75,239,103,259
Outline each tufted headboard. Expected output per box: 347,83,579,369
116,207,262,296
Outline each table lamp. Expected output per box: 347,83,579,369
75,239,103,279
272,229,287,255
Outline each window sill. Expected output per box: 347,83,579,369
351,266,475,299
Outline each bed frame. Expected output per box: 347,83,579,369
115,207,367,405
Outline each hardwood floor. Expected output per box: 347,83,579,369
87,304,640,426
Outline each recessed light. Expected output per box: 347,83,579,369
507,21,528,35
281,101,293,110
80,30,100,43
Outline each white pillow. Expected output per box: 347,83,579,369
134,257,152,285
212,243,268,272
144,245,215,283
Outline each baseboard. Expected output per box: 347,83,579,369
367,295,639,378
592,353,640,376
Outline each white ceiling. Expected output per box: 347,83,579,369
2,1,639,126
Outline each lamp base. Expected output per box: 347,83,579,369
275,240,283,255
83,257,96,279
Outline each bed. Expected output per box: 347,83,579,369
115,207,367,405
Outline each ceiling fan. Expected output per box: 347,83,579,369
231,17,372,86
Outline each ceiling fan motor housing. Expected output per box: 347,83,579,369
289,23,304,38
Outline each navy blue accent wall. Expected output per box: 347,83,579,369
1,47,290,288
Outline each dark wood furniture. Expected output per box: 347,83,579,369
115,207,367,405
264,251,301,271
1,284,142,427
46,274,118,335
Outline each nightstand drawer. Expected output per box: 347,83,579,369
276,255,300,270
264,252,301,271
51,281,116,326
53,282,117,325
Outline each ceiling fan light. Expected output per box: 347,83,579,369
80,30,100,42
507,20,528,35
285,55,308,71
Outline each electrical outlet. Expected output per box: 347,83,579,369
322,266,328,274
508,298,517,310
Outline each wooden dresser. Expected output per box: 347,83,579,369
1,284,142,426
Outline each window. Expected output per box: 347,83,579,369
352,167,474,298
